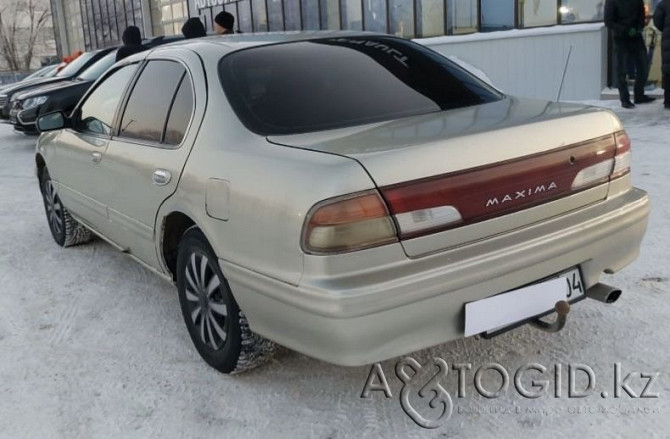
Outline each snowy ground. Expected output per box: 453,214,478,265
0,101,669,439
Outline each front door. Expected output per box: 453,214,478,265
48,63,139,238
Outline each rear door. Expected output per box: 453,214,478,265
97,52,203,266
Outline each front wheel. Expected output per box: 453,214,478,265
176,228,277,374
40,168,92,247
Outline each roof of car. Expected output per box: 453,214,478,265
151,30,386,53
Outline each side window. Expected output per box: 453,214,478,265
119,60,185,143
163,75,194,145
76,64,138,135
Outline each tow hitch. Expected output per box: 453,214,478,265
530,300,570,333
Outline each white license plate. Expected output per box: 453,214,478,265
464,268,584,337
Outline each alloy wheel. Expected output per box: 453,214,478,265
183,251,228,350
43,180,63,237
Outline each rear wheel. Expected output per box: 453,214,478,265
176,227,277,373
40,168,92,247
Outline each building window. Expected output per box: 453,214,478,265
320,0,340,29
559,0,604,23
151,0,188,36
446,0,478,34
390,0,414,37
341,0,362,30
301,0,320,29
268,0,285,30
520,0,557,27
252,0,269,31
481,0,514,31
417,0,444,37
238,0,253,32
364,0,387,32
284,0,302,29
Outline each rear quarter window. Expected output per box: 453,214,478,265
218,36,502,136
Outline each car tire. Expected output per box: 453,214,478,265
40,168,92,247
176,227,277,374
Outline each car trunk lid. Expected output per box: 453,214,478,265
268,98,624,257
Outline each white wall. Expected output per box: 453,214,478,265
416,23,607,101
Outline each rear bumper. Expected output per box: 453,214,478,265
221,187,649,366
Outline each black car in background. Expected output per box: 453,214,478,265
10,51,118,133
0,48,115,119
0,65,57,94
10,35,184,133
21,64,60,81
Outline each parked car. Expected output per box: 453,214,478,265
0,48,115,119
0,65,57,96
12,36,184,133
23,64,59,81
34,32,650,374
11,51,118,134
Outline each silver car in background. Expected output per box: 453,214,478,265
35,32,649,374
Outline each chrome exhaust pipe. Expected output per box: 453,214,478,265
585,283,622,304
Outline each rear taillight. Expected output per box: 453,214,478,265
302,190,398,254
611,130,631,179
572,130,631,190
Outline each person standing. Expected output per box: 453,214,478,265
116,26,145,62
654,0,670,109
605,0,656,108
181,17,207,39
214,11,236,35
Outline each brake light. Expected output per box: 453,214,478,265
302,190,397,254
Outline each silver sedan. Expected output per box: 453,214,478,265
34,32,650,373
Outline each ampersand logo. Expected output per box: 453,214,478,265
395,357,453,429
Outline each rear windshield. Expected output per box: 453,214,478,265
219,36,502,136
56,51,96,77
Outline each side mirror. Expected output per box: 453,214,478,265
37,111,69,132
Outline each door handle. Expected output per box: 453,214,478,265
91,152,102,163
152,169,172,186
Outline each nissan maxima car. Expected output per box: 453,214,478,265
0,48,115,119
34,32,650,374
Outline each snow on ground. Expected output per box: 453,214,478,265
0,101,669,439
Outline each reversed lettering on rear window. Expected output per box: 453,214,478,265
218,36,502,136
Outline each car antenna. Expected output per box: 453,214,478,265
556,45,573,102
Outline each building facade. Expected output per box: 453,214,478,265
51,0,190,53
189,0,607,36
49,0,660,101
54,0,612,52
